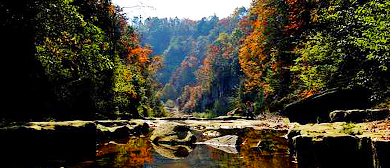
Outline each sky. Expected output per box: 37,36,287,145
112,0,252,21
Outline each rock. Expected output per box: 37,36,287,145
96,121,151,142
288,134,390,168
151,122,196,145
329,110,348,122
199,135,239,147
372,140,390,168
292,135,373,168
0,121,96,167
133,122,150,136
196,135,239,153
285,88,371,124
203,130,221,137
329,109,390,123
367,109,390,121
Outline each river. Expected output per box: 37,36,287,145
74,128,297,168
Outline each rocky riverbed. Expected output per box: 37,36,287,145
0,114,389,167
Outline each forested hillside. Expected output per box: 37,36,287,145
1,0,389,122
138,0,390,117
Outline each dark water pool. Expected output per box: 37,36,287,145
74,132,297,168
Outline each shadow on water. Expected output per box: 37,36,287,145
74,129,297,168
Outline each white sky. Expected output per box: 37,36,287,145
112,0,252,21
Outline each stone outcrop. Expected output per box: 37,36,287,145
288,134,390,168
329,109,389,123
284,88,371,124
0,121,96,167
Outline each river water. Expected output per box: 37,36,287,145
74,129,297,168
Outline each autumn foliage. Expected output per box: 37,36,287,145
239,0,277,95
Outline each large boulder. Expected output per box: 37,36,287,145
285,88,371,124
150,122,196,145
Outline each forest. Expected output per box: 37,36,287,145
1,0,389,122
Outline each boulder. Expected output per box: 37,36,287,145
285,88,371,124
329,109,389,123
151,122,196,145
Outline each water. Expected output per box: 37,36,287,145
74,129,297,168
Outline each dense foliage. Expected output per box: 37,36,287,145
2,0,389,121
138,0,389,116
2,0,163,121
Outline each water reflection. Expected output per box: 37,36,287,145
77,129,296,168
152,143,193,159
239,129,297,168
82,137,153,168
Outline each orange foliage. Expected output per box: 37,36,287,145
239,0,276,93
299,89,317,98
283,0,320,35
129,46,151,63
283,0,306,35
108,3,115,15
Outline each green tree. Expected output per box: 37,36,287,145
292,0,390,102
35,0,114,119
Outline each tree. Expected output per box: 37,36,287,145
291,0,390,102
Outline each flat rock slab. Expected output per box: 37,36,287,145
196,135,239,153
